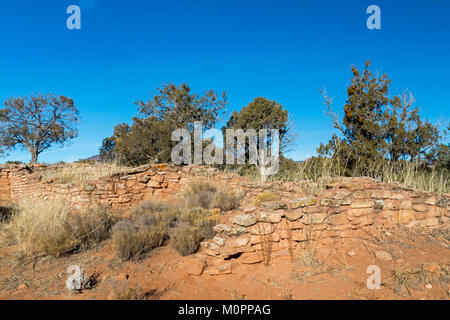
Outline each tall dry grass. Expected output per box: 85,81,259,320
182,180,243,211
288,158,448,194
0,198,116,257
40,162,129,184
237,156,449,194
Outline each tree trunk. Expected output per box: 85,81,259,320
30,151,38,164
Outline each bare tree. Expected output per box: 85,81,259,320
0,93,79,164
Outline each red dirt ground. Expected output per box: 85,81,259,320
0,227,448,300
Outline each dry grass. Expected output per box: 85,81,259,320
183,181,217,209
169,222,203,256
269,156,449,194
110,287,159,300
111,220,166,261
183,180,243,211
111,201,177,261
388,265,429,296
40,162,128,184
254,191,279,206
111,200,219,259
170,209,219,256
212,190,243,211
347,281,380,300
179,209,219,239
0,199,116,257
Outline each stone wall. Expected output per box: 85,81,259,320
0,165,11,206
0,164,448,232
201,177,450,266
0,163,251,209
1,163,448,272
0,163,186,209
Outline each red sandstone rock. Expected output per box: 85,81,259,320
239,252,263,264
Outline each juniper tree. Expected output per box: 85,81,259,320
0,93,79,164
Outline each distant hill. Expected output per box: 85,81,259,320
81,155,101,161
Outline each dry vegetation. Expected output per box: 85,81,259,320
239,155,449,194
109,286,160,300
40,162,128,184
0,179,241,263
254,191,279,206
182,180,243,211
0,199,116,257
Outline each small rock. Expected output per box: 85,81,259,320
213,224,232,233
204,249,220,256
183,256,206,276
227,236,250,248
257,211,282,223
248,223,274,235
213,236,226,246
285,211,303,221
232,214,257,227
213,224,247,236
347,250,356,257
200,241,219,251
239,252,263,264
17,283,28,290
204,263,232,275
243,206,257,213
260,201,287,210
226,226,247,236
425,284,432,289
290,198,317,209
374,199,385,210
375,250,393,261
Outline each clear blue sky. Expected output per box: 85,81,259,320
0,0,449,163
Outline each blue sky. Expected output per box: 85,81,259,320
0,0,449,163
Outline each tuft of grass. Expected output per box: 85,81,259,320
169,222,203,256
170,209,219,256
110,287,159,300
182,180,243,211
183,181,217,209
169,209,219,256
111,220,166,261
254,191,279,206
212,190,243,212
390,266,425,295
179,209,219,240
0,199,116,257
68,208,117,251
347,281,380,300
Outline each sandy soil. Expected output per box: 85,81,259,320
0,227,448,300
